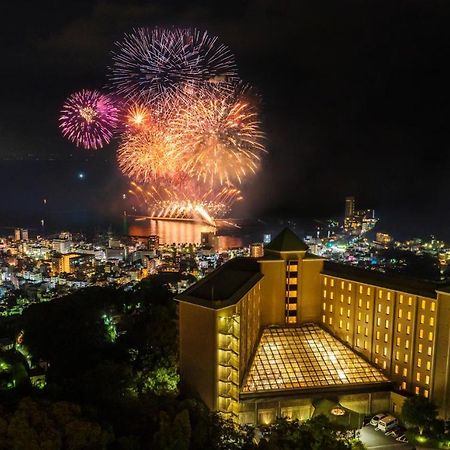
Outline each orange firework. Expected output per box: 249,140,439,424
170,85,265,187
117,125,182,183
126,103,151,129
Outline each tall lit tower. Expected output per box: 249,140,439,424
344,196,355,229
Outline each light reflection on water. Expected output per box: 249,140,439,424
128,218,215,245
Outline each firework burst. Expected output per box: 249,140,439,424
117,123,182,183
109,27,237,103
59,90,119,149
170,85,265,186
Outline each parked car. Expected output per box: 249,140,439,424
370,413,387,426
377,416,399,432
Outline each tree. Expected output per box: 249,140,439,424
401,395,438,434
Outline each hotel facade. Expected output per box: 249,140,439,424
177,229,450,424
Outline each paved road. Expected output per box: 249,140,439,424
360,426,413,450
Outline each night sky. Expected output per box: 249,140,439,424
1,0,449,239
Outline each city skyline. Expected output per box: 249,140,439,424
1,1,449,239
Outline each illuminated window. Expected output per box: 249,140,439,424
418,344,423,353
426,361,431,371
395,364,399,374
404,354,408,363
323,290,327,299
346,322,350,331
375,357,379,364
405,340,410,349
348,283,352,291
398,309,403,319
428,332,433,341
329,317,333,325
347,296,351,305
408,297,413,306
377,318,381,327
406,325,411,335
385,319,389,329
431,302,436,312
383,360,387,369
420,315,425,324
395,351,400,360
324,277,328,286
386,305,390,314
375,344,379,354
359,285,363,294
367,287,371,295
399,294,404,303
403,368,408,377
330,292,334,300
364,328,368,337
356,338,360,347
329,304,333,313
430,317,434,327
421,300,426,310
424,389,429,398
341,281,344,289
323,302,326,311
428,346,432,356
397,323,402,333
377,304,382,313
365,314,369,323
407,311,412,321
401,381,407,390
358,298,362,307
339,320,343,329
396,337,401,346
340,294,344,303
340,307,343,315
415,386,420,395
383,347,387,356
331,279,335,287
384,333,388,343
364,340,368,350
417,358,422,368
425,375,430,385
358,312,362,321
378,290,383,299
347,309,351,318
322,315,326,323
357,325,361,334
419,329,424,339
387,292,391,300
366,300,370,310
376,331,380,340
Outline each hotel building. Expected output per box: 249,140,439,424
177,229,450,424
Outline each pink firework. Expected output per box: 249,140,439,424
59,90,119,149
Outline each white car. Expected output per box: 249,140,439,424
370,413,387,426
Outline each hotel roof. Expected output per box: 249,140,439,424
242,324,390,397
176,257,263,309
322,261,449,298
265,228,309,252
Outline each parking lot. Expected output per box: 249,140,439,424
359,425,413,450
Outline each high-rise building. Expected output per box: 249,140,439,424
148,235,159,251
177,228,450,424
249,243,264,258
14,228,29,241
344,196,355,228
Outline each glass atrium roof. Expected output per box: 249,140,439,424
242,324,388,394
